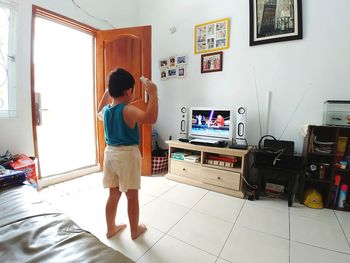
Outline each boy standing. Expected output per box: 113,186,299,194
97,68,158,240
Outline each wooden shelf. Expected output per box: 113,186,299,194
171,158,201,166
166,140,250,198
202,163,241,173
335,168,350,174
308,152,335,157
304,177,332,184
333,206,350,212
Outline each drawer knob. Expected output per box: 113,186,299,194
217,176,221,180
183,168,186,171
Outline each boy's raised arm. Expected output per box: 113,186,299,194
125,78,158,125
97,89,111,120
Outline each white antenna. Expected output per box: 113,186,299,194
266,91,271,135
279,89,308,139
253,67,263,139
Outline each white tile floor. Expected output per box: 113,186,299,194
39,173,350,263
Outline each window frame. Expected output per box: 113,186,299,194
0,0,17,118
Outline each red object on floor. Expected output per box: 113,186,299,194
8,155,38,188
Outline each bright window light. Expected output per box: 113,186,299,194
0,0,16,118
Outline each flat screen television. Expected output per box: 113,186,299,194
189,107,234,141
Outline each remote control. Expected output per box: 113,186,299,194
140,76,147,84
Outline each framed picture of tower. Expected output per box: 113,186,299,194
249,0,302,46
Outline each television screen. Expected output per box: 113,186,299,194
189,108,233,140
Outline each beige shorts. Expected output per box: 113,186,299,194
103,145,141,192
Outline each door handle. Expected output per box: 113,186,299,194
35,92,48,126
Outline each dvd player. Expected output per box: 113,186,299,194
190,138,227,147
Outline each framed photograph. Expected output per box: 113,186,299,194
169,56,176,67
177,66,186,78
167,67,177,78
249,0,303,46
160,69,168,80
159,58,169,68
176,55,187,65
201,51,223,73
194,18,230,54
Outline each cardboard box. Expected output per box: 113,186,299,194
8,155,38,189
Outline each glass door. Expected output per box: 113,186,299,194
33,15,97,178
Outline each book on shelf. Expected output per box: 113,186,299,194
206,154,237,164
337,137,348,157
171,152,189,160
205,158,236,168
312,136,335,154
184,155,200,163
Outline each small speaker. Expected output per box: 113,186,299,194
236,106,247,139
179,106,188,137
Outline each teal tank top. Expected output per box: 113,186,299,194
103,103,139,146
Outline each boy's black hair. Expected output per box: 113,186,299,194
108,68,135,98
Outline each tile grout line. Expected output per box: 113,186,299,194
159,189,241,263
293,240,350,256
238,224,290,241
166,233,220,259
163,189,229,260
334,210,350,248
135,183,210,261
290,208,350,257
164,189,210,234
215,198,247,262
162,188,235,260
134,181,181,262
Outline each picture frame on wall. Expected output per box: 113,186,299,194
167,67,177,78
176,55,187,65
177,66,186,78
249,0,303,46
159,58,169,68
201,51,223,73
194,18,230,54
160,69,168,80
169,56,176,67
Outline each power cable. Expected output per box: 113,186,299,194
71,0,115,28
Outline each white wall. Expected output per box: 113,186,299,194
1,0,349,156
0,0,139,155
139,0,350,153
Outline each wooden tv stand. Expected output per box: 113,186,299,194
165,140,251,198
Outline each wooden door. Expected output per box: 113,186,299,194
96,26,152,176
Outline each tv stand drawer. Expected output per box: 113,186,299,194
201,167,240,190
170,160,202,180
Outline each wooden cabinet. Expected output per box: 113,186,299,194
165,140,250,198
302,125,350,212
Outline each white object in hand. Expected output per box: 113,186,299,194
140,76,148,103
140,76,147,84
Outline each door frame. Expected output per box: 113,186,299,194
30,6,99,181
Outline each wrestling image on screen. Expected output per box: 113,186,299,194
191,109,231,139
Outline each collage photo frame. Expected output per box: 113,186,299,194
159,55,188,80
194,18,230,54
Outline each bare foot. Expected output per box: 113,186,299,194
131,224,147,240
106,224,127,239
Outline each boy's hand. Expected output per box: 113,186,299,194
140,77,157,97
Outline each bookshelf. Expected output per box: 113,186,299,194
302,125,350,212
